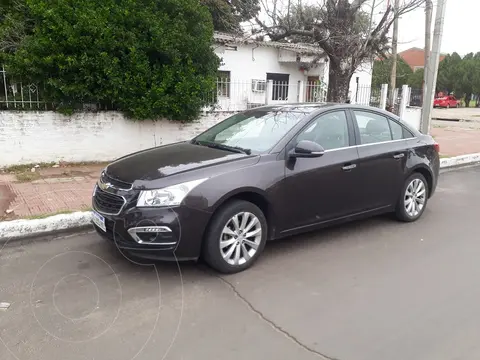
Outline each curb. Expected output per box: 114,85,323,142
1,153,480,243
432,117,475,123
440,152,480,168
0,211,92,244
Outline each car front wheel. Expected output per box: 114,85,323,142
395,173,429,222
202,200,267,274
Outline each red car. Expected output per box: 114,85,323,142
434,95,460,108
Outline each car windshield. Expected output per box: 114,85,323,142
193,109,312,154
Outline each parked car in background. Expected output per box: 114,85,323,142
434,95,460,108
92,104,440,274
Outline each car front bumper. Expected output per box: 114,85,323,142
92,205,213,261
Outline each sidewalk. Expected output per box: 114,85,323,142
430,125,480,157
0,163,105,221
1,125,480,221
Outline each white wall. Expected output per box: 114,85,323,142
0,111,229,166
402,107,422,130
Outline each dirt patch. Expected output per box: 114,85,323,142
0,184,16,220
3,162,107,183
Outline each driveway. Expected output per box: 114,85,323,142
1,166,480,360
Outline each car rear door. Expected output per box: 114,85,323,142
350,109,409,211
449,96,457,107
280,110,362,233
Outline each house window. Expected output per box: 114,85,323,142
267,73,290,101
217,71,231,97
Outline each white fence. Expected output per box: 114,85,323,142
204,79,328,112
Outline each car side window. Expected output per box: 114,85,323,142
297,111,349,151
353,111,392,144
388,118,404,140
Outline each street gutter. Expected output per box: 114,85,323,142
1,153,480,245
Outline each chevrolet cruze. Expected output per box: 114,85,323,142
92,104,440,273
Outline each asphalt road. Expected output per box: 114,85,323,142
1,165,480,360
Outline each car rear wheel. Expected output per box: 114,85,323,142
202,200,267,274
395,173,429,222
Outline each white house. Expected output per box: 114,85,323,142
211,32,373,111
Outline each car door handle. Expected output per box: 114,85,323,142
342,164,357,171
393,153,405,159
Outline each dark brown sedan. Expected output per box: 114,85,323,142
91,104,440,273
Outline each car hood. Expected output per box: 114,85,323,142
105,142,252,183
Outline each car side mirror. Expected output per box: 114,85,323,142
290,140,325,158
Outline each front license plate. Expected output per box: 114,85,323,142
92,211,106,232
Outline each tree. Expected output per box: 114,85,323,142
0,0,220,120
436,52,462,95
436,52,480,107
254,0,425,102
407,68,424,89
372,56,413,88
201,0,260,33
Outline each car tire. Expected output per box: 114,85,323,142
202,200,267,274
446,104,450,109
395,173,429,222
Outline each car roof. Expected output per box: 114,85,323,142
245,103,420,136
249,103,400,117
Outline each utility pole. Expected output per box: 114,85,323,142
422,0,433,114
421,0,448,134
388,0,400,110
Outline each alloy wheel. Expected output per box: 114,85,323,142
404,178,426,218
219,212,262,266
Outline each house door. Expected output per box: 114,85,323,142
266,73,290,101
306,76,320,102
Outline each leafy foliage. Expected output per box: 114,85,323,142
436,52,480,107
201,0,260,33
1,0,220,120
407,68,424,89
372,56,413,88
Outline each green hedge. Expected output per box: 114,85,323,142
1,0,220,120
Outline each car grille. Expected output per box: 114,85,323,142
101,171,132,190
93,188,125,215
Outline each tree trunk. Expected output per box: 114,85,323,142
327,62,353,103
465,94,471,108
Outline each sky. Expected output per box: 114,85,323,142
397,0,478,55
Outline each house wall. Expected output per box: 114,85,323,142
0,111,229,166
215,44,326,109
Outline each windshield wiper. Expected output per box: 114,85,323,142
191,140,251,155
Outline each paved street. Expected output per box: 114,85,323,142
1,166,480,360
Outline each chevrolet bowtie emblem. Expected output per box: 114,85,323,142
99,181,113,190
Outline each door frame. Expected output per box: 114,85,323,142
282,109,358,156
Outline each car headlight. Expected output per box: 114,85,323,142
136,178,208,207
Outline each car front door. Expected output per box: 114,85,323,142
350,109,409,211
280,110,362,233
